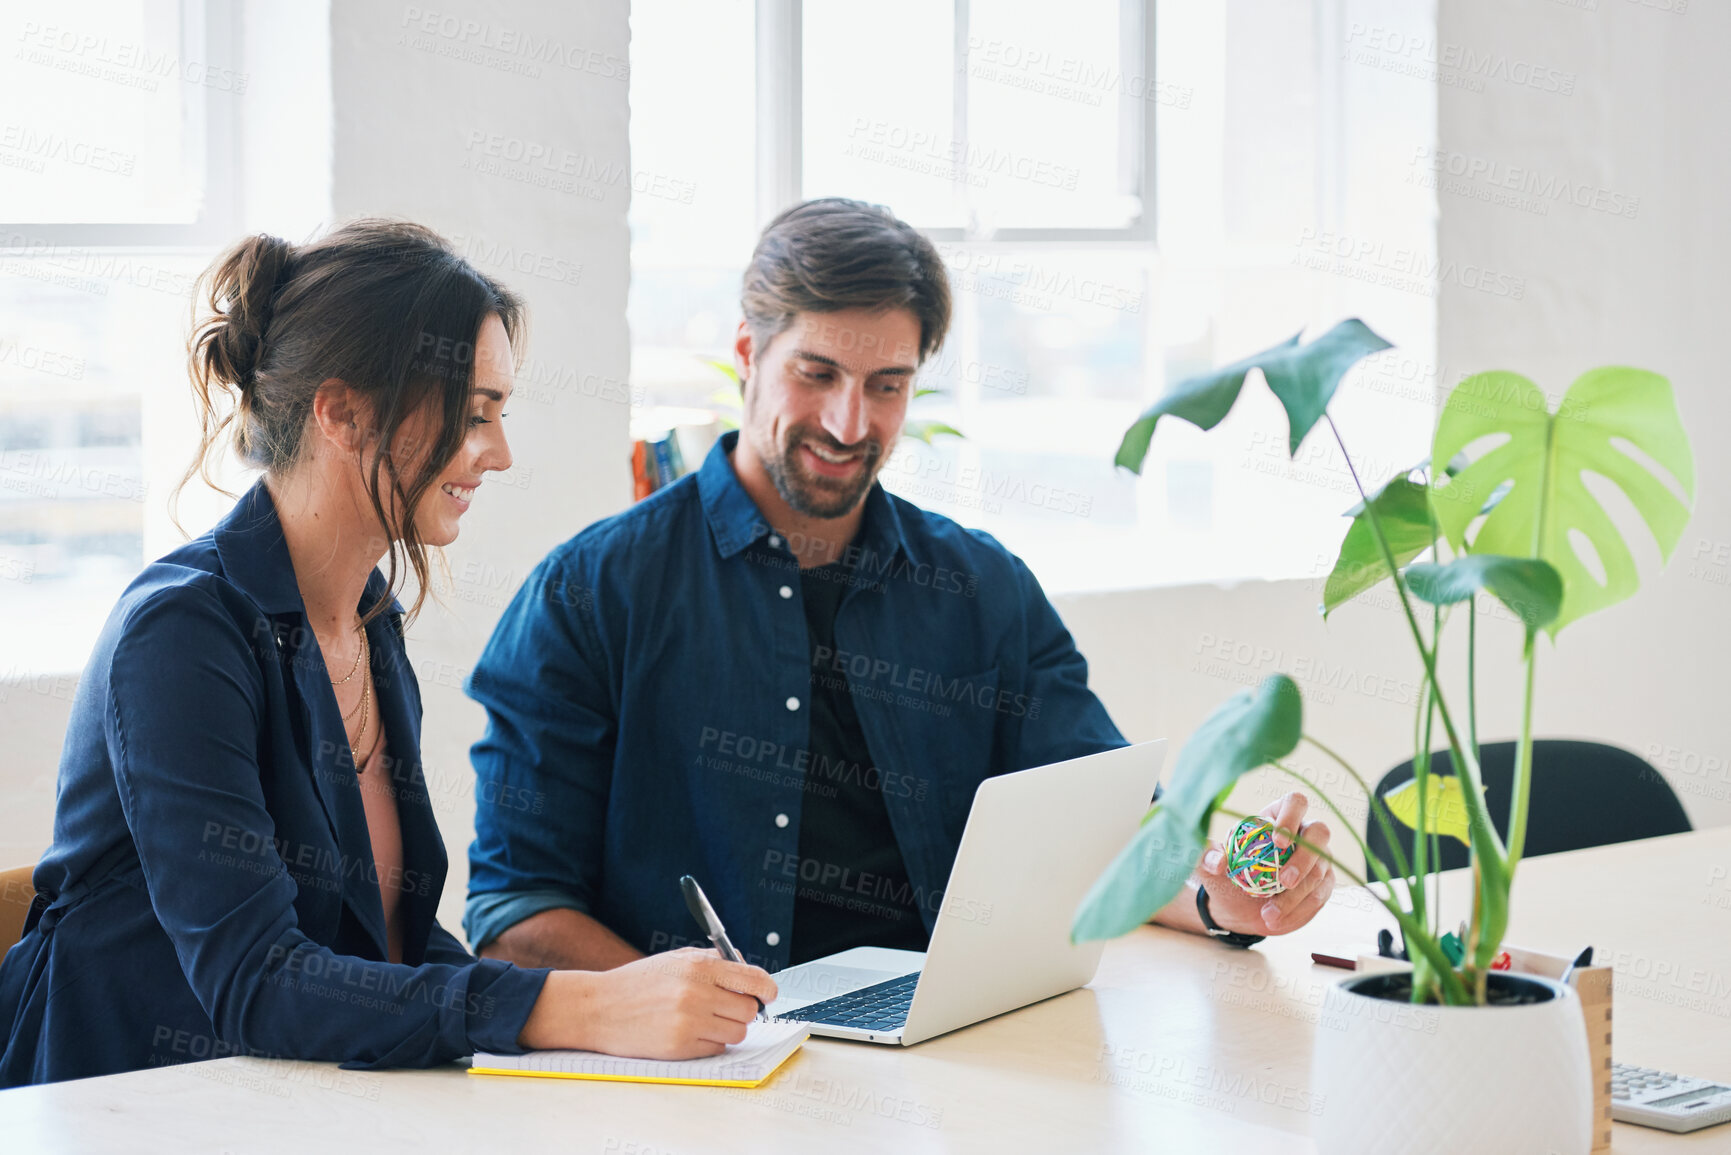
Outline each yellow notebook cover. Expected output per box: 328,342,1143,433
468,1020,808,1089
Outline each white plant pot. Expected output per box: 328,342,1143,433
1312,971,1593,1155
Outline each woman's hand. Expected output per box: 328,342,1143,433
518,947,779,1059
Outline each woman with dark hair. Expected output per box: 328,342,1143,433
0,220,775,1087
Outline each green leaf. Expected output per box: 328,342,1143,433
1114,319,1392,473
1404,555,1563,630
1430,367,1694,634
901,420,964,444
702,357,740,385
1073,675,1302,942
1322,478,1436,616
1159,674,1304,824
1384,774,1477,846
1070,805,1208,942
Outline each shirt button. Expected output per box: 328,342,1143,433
775,813,789,828
786,696,800,711
766,932,781,947
779,585,792,599
768,534,781,548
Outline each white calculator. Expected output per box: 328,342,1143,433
1612,1062,1731,1133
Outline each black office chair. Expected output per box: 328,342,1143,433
1363,739,1691,875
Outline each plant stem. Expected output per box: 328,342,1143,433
1468,598,1480,765
1507,631,1540,871
1324,415,1506,872
1299,736,1414,887
1270,758,1402,898
1409,672,1432,933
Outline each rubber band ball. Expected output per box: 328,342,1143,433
1224,816,1295,897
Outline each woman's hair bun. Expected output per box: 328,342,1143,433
189,233,297,392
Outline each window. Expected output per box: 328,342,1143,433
636,0,1438,595
0,0,242,674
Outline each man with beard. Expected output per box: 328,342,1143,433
462,199,1335,975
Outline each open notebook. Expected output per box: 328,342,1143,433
468,1020,809,1088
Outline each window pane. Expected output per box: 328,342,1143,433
802,1,962,228
0,0,207,224
0,253,201,673
964,0,1139,229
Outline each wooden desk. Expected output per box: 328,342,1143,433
1,830,1723,1153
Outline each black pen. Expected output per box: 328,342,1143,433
679,874,767,1019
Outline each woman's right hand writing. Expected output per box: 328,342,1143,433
518,947,779,1059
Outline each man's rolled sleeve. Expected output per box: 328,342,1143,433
463,889,588,953
465,552,618,947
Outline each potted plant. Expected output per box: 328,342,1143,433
1071,320,1694,1154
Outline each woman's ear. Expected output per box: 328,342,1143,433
309,378,368,456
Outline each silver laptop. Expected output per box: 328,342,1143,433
763,740,1166,1045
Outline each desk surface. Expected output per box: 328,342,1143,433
1,829,1724,1154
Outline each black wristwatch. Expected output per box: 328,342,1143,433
1196,884,1266,949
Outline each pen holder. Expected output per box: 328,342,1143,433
1353,946,1613,1152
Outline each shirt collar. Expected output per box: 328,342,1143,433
697,430,917,568
213,477,401,620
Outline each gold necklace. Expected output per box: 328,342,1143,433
349,630,374,770
328,618,366,686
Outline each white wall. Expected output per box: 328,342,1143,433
327,1,633,934
1057,0,1731,870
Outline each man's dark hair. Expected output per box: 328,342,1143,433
741,197,951,363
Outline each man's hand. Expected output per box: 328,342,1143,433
1196,792,1336,936
519,947,779,1059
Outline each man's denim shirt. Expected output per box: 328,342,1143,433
464,432,1126,971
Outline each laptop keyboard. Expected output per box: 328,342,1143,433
781,971,920,1031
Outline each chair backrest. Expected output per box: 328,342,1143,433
1364,740,1692,874
0,864,36,948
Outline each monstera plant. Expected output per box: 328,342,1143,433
1072,319,1694,1008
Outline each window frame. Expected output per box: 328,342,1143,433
0,0,242,249
754,0,1158,244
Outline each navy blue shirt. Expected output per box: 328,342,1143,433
464,432,1126,971
0,482,549,1087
